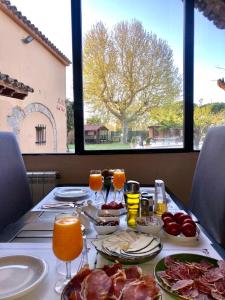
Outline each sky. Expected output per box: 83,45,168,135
10,0,225,105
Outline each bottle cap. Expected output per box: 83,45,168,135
126,180,140,194
141,192,153,200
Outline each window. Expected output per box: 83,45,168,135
2,1,223,154
35,124,46,145
80,0,184,151
194,2,225,150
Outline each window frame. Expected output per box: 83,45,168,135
35,124,46,145
70,0,194,155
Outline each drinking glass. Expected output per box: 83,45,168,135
113,169,126,202
89,170,103,203
52,213,83,293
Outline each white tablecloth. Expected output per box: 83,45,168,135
0,186,223,299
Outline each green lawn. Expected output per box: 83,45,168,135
68,143,132,151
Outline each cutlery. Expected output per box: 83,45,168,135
83,210,100,225
41,203,75,209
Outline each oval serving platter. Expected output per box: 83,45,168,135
92,230,162,264
154,253,219,299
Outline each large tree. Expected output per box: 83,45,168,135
148,101,183,130
194,103,225,149
83,20,181,143
66,99,74,134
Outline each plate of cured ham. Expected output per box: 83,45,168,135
92,230,162,264
61,263,161,300
154,253,225,299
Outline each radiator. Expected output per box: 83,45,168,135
27,171,59,205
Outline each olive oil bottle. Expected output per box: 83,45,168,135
126,180,140,227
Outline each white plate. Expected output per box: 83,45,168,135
92,230,162,263
54,187,88,201
0,255,48,300
164,227,200,243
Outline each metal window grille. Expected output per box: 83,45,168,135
35,124,46,144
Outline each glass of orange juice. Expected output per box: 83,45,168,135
89,170,103,203
52,213,83,293
113,169,126,201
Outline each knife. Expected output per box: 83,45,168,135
41,203,75,209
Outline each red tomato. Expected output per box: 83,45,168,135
173,212,184,222
182,219,196,227
163,216,174,225
165,222,181,236
177,214,192,224
181,223,196,237
161,212,174,221
101,204,108,209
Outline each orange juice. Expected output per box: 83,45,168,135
89,174,102,191
113,170,126,191
53,216,83,261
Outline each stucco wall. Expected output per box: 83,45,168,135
0,9,67,153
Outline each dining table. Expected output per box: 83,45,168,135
0,185,224,300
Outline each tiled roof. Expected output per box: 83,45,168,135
0,72,34,100
84,125,109,131
195,0,225,29
0,0,71,66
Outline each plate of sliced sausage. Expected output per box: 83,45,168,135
154,253,225,299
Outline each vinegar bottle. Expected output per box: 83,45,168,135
155,179,167,216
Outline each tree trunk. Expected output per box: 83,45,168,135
121,120,129,144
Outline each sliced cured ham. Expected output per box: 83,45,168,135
218,260,225,274
81,269,112,300
70,267,92,290
211,291,224,300
203,268,223,283
103,263,122,277
113,274,126,298
125,266,142,280
64,263,160,300
123,276,160,300
171,279,194,291
214,279,225,294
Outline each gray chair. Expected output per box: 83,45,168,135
189,126,225,248
0,132,33,232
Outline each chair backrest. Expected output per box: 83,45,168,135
0,132,33,231
189,126,225,248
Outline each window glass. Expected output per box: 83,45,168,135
0,0,73,153
194,5,225,150
82,0,184,150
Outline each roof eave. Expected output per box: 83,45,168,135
0,1,71,66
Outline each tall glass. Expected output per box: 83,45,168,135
113,169,126,201
52,213,83,293
89,170,103,203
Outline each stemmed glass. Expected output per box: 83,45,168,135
113,169,126,202
89,170,103,203
52,213,83,294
